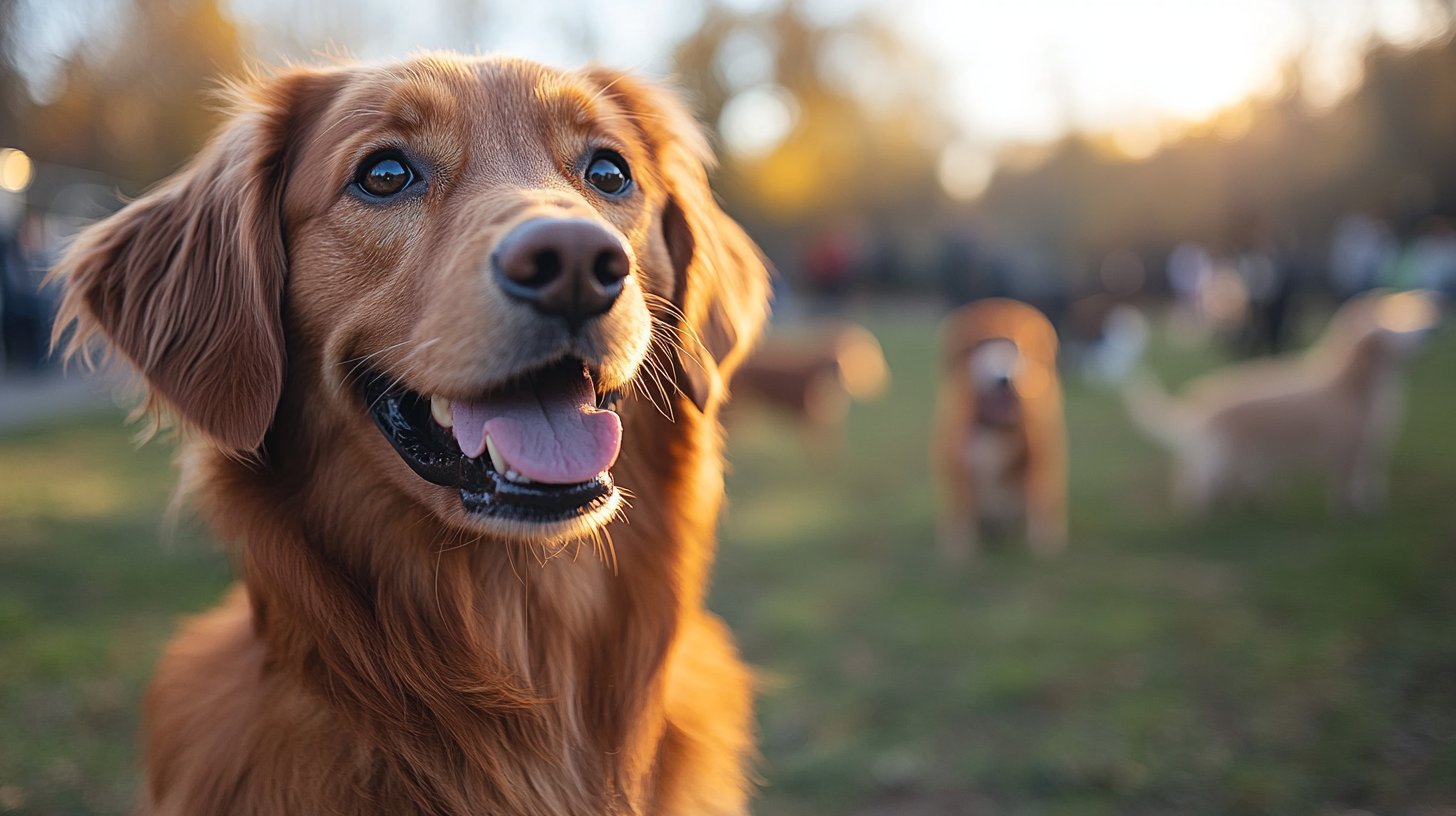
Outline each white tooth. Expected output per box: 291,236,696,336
485,434,510,474
506,469,523,483
430,396,453,428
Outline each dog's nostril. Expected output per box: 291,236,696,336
592,250,628,287
530,250,563,288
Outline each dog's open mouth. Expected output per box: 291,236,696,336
362,359,625,522
976,389,1022,428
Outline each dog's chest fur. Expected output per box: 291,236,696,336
963,425,1029,518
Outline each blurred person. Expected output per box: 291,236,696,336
1093,304,1151,384
1231,228,1296,358
936,223,998,306
1063,293,1150,385
729,321,889,456
864,229,907,293
802,223,861,306
1329,212,1397,299
1125,290,1442,515
1406,216,1456,297
1167,240,1214,328
933,299,1067,560
0,214,52,374
1199,258,1253,336
1002,245,1068,327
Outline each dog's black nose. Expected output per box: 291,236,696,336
492,218,630,328
993,374,1013,389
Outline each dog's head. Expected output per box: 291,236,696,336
1370,289,1442,353
943,299,1058,427
1324,288,1443,364
965,339,1026,427
55,55,768,543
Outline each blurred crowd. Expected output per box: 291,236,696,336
769,205,1455,370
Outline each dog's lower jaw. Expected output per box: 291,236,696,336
453,488,626,546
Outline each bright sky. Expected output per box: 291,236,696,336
892,0,1450,196
900,0,1449,145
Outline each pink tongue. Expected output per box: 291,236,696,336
450,367,622,485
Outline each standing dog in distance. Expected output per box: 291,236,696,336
933,299,1068,560
1125,289,1441,514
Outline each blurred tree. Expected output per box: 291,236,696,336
672,0,950,237
11,0,247,188
969,27,1456,291
0,0,26,147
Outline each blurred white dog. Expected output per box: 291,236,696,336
1126,290,1441,514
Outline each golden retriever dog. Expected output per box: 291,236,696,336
729,321,888,453
53,54,768,815
932,299,1067,560
1126,289,1441,514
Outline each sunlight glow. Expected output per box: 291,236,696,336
0,149,33,193
937,141,995,201
719,85,799,158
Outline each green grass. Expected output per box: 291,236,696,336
0,416,230,814
3,307,1455,815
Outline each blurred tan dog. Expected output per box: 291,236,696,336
933,299,1067,559
1127,289,1441,514
729,322,888,453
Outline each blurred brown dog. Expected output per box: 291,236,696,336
729,322,888,452
53,54,768,815
933,299,1067,559
1126,289,1441,514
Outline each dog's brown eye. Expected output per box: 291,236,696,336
586,153,631,196
357,154,414,198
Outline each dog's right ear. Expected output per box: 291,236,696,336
53,67,340,454
580,68,770,414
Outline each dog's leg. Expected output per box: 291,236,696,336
1025,484,1067,557
1025,421,1068,557
932,398,980,563
1334,437,1389,516
938,514,981,563
936,468,981,564
1173,439,1222,515
804,374,850,463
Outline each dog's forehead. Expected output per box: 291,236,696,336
303,56,632,184
970,339,1021,377
347,58,595,124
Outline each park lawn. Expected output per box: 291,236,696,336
2,305,1455,815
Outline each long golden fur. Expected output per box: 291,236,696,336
53,54,769,815
1126,290,1440,514
932,299,1067,559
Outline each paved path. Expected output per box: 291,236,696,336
0,369,116,432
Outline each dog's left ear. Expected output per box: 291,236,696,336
583,69,770,413
53,68,339,454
